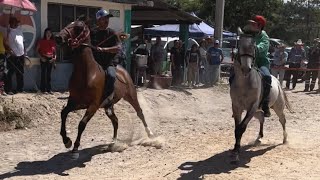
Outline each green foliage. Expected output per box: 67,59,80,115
164,0,320,45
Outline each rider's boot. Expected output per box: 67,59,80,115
262,76,271,117
304,80,310,92
103,66,116,107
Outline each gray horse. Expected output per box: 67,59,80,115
230,28,293,162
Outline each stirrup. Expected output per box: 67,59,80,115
107,91,114,101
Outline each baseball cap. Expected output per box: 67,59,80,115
215,40,220,44
249,15,267,27
96,9,113,20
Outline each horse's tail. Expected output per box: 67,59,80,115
283,90,293,113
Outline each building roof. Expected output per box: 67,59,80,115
131,0,202,25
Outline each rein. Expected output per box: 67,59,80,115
237,34,256,66
63,24,118,50
64,24,91,49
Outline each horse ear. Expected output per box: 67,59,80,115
237,27,244,35
76,14,87,22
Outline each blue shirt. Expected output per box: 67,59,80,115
207,47,223,65
288,47,306,64
273,50,288,66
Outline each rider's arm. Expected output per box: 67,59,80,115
256,32,270,56
97,29,121,54
98,45,120,54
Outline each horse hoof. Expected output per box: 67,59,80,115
283,139,288,144
253,139,262,146
65,138,72,149
111,138,117,144
71,151,79,160
146,128,154,138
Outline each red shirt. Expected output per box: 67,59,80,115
37,39,56,56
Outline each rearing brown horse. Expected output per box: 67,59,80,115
55,20,153,158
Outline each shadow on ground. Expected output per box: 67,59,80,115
0,144,111,179
177,144,279,180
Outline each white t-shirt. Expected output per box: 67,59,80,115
8,27,24,56
199,46,207,57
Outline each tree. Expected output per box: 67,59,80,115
164,0,320,44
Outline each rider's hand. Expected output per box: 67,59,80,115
96,47,104,52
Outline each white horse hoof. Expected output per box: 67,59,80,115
146,128,154,138
111,138,117,144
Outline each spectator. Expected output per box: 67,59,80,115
0,31,8,96
114,34,127,68
170,40,183,86
285,39,306,90
6,17,25,95
199,40,207,84
150,36,165,75
304,38,320,92
36,28,56,94
207,40,224,86
271,43,288,87
186,44,200,87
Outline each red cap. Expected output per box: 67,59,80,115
253,15,266,27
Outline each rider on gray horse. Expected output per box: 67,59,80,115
91,9,120,101
231,15,272,117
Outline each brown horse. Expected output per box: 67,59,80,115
55,20,153,158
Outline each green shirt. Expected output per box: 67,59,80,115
254,30,270,68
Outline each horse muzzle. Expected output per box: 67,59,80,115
241,67,252,76
55,35,65,45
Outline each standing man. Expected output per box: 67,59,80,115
304,38,320,91
286,39,306,90
6,17,26,95
271,43,288,87
91,9,120,101
207,40,224,86
170,40,183,86
151,37,165,75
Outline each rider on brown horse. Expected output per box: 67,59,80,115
91,9,120,102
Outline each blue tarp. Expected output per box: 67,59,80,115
144,13,236,38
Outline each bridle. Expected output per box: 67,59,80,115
61,21,118,50
237,34,256,66
62,21,90,49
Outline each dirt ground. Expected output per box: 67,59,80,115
0,82,319,180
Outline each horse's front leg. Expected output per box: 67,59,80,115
233,103,259,162
71,104,99,159
60,99,76,148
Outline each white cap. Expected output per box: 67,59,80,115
215,40,220,44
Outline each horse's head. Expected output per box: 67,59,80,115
236,27,256,75
55,18,90,48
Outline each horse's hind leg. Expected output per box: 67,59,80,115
104,106,118,143
253,111,265,145
126,96,154,137
60,99,76,148
274,107,287,144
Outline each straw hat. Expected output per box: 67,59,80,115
314,38,320,43
277,43,286,49
294,39,304,45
